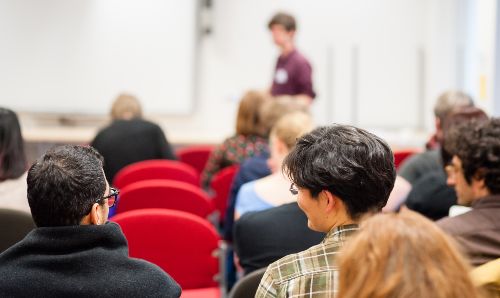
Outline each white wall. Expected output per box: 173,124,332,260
0,0,196,115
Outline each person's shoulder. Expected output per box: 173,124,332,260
291,50,311,64
115,253,181,296
264,241,328,283
436,211,479,236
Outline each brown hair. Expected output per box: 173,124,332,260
268,12,296,32
235,90,269,136
110,93,142,120
337,210,482,298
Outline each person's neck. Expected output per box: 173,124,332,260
280,43,295,56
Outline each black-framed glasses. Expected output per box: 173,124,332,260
99,187,119,208
289,183,299,195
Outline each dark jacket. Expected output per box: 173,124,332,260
437,195,500,266
0,222,181,297
234,202,324,274
91,118,176,183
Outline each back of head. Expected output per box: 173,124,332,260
444,117,500,194
337,210,480,298
283,125,396,220
270,111,314,150
434,90,474,122
268,12,296,32
110,93,143,120
27,145,106,227
235,90,269,137
259,96,310,138
0,108,26,181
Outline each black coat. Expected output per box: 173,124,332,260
0,222,181,298
91,118,177,183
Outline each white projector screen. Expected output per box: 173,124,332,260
0,0,196,115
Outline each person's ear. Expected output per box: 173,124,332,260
322,190,338,213
89,203,102,225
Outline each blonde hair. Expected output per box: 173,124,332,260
259,95,309,137
337,210,482,298
270,111,313,150
110,93,143,120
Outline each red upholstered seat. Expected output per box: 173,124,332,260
210,165,239,224
177,145,215,175
113,160,199,189
112,209,223,291
115,180,215,219
181,287,221,298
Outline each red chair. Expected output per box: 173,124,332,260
394,149,420,169
177,145,215,175
115,180,215,219
112,209,225,296
210,165,239,224
113,160,199,189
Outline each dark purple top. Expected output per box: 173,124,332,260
271,49,315,99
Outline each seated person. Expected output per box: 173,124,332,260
234,202,324,274
91,93,176,183
405,106,488,220
0,145,181,297
255,125,396,298
437,118,500,266
234,111,313,219
385,90,474,211
337,210,481,298
201,90,270,189
224,96,309,240
0,108,29,213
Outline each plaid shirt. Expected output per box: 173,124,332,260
255,224,359,298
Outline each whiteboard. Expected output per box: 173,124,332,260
0,0,196,115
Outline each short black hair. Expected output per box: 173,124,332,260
0,108,26,181
445,118,500,194
268,12,296,32
27,145,107,227
283,125,396,220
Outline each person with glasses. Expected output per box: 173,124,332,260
255,125,396,298
0,145,181,297
437,118,500,266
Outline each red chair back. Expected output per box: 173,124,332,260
112,209,220,289
116,180,215,218
113,160,199,189
394,149,420,169
177,145,214,175
210,165,239,223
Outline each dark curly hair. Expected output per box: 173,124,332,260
444,118,500,194
283,125,396,220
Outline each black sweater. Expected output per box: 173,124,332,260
0,222,181,297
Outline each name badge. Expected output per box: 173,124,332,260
275,68,288,84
